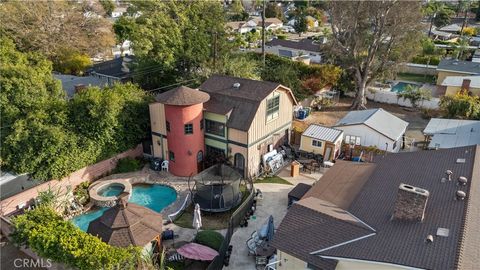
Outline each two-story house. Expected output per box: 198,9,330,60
149,75,297,178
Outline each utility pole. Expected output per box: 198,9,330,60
428,13,436,37
213,32,218,72
262,0,266,67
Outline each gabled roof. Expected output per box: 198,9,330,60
273,145,480,270
302,124,344,143
89,56,135,79
437,59,480,75
54,74,110,98
441,75,480,88
271,197,375,270
334,108,408,141
200,75,297,131
423,118,480,149
266,38,321,53
439,24,462,32
154,86,210,106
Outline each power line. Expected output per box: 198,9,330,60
145,79,198,93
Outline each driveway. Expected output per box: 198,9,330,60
225,165,320,270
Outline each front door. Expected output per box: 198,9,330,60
197,151,204,172
324,147,332,161
234,153,245,177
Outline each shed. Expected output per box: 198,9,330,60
299,124,344,160
288,183,312,207
334,108,408,153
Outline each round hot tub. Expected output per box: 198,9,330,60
89,179,132,207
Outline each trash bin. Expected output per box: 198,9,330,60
291,161,300,177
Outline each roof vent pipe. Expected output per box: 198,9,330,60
456,190,466,200
445,170,453,181
426,235,434,243
233,82,241,88
458,176,468,186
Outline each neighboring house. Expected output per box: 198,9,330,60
334,108,408,152
430,28,453,40
226,21,254,34
253,17,284,31
149,75,297,178
265,38,322,63
436,59,480,85
423,118,480,149
272,145,480,270
299,124,343,161
439,23,462,33
0,172,40,201
87,55,135,85
472,49,480,63
54,74,110,98
441,75,480,96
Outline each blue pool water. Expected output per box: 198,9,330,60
391,82,421,93
98,184,124,197
71,184,176,231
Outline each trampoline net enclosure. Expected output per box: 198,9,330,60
191,164,243,212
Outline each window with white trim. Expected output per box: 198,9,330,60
345,135,361,145
266,94,280,121
312,140,322,147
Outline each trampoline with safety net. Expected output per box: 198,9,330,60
189,164,243,213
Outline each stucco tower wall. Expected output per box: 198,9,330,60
164,103,204,176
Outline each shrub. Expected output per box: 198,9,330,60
73,181,90,205
113,157,144,174
439,92,480,120
11,206,140,270
411,55,440,65
194,230,225,251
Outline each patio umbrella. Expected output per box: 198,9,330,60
176,242,219,261
266,215,275,242
193,203,202,231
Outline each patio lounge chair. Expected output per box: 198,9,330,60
264,255,279,270
246,238,257,256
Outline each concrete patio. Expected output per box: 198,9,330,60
225,164,322,270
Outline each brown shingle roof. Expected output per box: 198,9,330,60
288,183,312,200
200,75,297,131
155,86,210,106
87,202,163,247
271,197,375,270
302,161,376,209
274,146,480,269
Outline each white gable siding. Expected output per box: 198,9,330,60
335,124,401,153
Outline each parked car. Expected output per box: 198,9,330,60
282,26,295,33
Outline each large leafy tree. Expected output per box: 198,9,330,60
0,0,115,63
128,1,228,89
0,37,66,142
327,1,422,109
113,16,136,56
1,37,151,181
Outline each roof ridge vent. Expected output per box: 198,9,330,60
233,82,241,88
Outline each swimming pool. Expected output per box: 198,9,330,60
391,82,421,93
72,184,177,231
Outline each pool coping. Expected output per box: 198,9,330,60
85,172,191,220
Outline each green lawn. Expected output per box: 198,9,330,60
174,185,249,230
254,176,293,185
396,73,436,84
